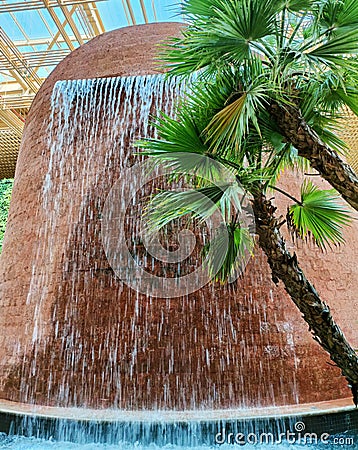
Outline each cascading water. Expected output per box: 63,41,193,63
0,21,356,448
1,74,303,412
0,76,357,450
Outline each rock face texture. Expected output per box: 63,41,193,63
0,23,357,410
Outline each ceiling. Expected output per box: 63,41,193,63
0,0,177,179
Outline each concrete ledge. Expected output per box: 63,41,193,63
0,397,356,422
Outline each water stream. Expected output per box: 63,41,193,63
14,74,301,410
2,73,346,445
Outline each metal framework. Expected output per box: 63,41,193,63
1,1,355,180
0,0,161,179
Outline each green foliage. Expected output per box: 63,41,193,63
204,65,272,152
0,179,13,254
163,0,358,124
287,180,352,249
144,182,243,234
140,0,357,280
317,0,358,30
203,222,254,282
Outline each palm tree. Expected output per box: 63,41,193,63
165,0,358,211
139,0,358,405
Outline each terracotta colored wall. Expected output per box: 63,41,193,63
0,23,357,410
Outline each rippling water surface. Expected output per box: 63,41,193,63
1,433,357,450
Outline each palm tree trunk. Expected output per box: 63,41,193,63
251,190,358,406
270,102,358,212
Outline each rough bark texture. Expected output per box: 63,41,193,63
270,102,358,212
252,191,358,405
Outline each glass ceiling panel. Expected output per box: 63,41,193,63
1,1,180,42
0,0,181,81
0,1,182,178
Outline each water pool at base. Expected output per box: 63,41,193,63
1,433,357,450
1,401,356,450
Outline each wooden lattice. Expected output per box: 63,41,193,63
339,112,358,174
0,130,20,179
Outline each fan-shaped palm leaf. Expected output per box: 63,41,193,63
139,113,207,156
287,180,352,249
181,0,224,16
204,77,271,153
163,0,282,75
337,0,358,26
335,87,358,116
304,27,358,68
203,222,254,282
313,122,349,155
144,182,244,235
265,145,310,187
318,0,358,30
285,0,315,12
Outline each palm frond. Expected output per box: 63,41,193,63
298,74,353,154
185,73,237,122
162,0,281,75
257,109,286,150
313,123,349,155
181,0,224,17
316,0,345,30
139,113,207,155
203,222,254,282
144,182,244,235
318,0,358,30
151,153,232,183
285,0,315,12
304,112,349,155
162,29,250,75
305,27,358,68
337,0,358,26
138,111,227,179
299,70,347,116
236,165,271,190
204,93,247,153
211,0,278,41
204,75,271,153
287,180,352,249
265,145,310,187
334,86,358,116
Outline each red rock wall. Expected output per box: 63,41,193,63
0,23,357,410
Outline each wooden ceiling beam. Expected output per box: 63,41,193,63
81,2,105,35
0,0,106,14
0,28,42,92
55,1,84,45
